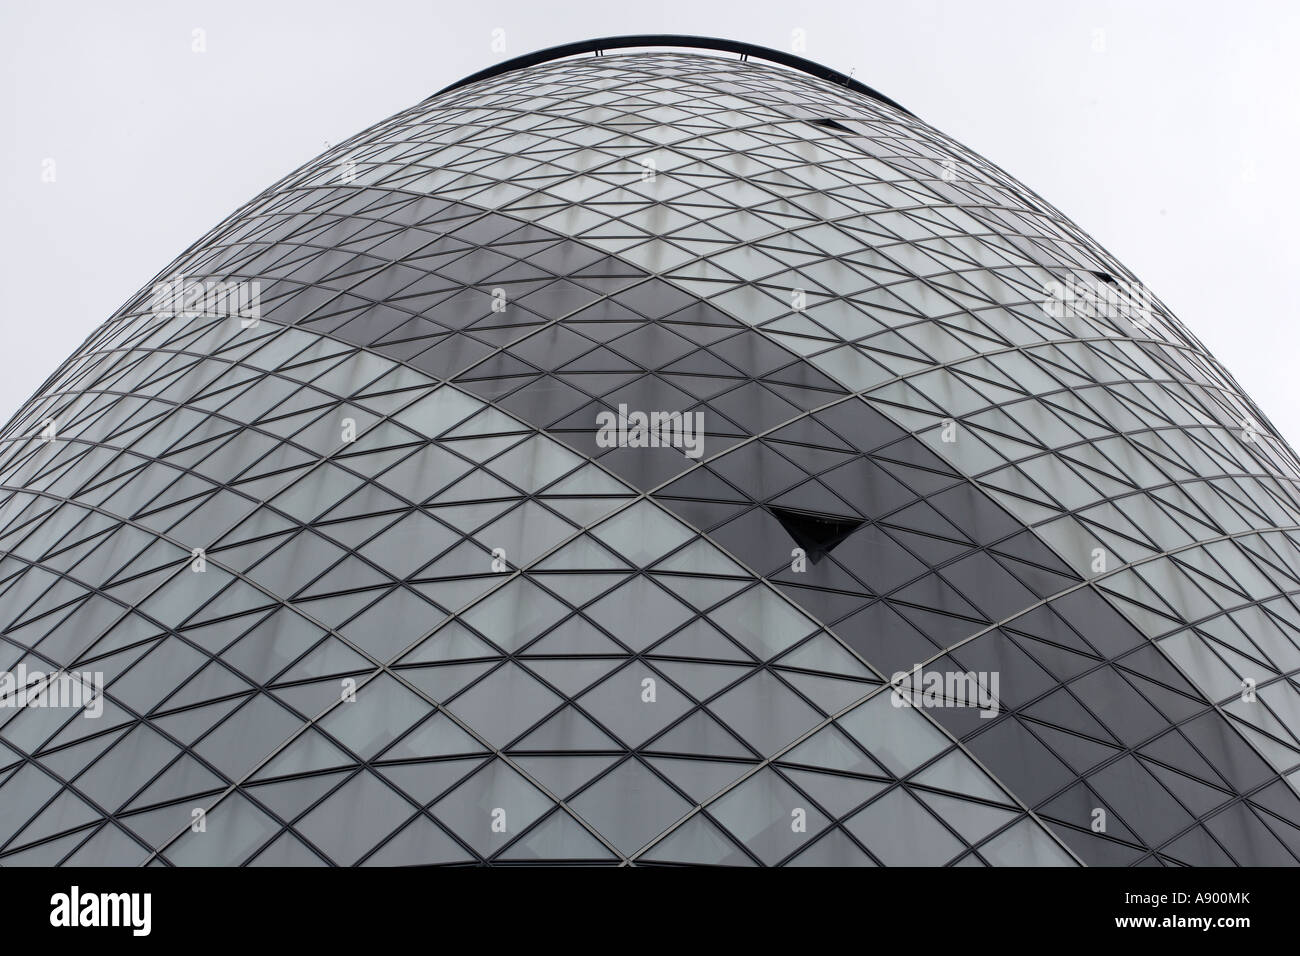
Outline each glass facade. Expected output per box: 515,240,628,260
1,42,1299,866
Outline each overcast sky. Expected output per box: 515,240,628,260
4,0,1298,447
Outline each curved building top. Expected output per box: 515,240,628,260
430,35,914,116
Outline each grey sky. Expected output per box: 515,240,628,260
4,0,1297,446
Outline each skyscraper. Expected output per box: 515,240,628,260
2,36,1299,866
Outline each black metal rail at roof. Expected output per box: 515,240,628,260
430,34,914,116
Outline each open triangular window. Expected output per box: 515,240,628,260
768,506,863,565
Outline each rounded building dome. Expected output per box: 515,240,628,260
2,38,1299,866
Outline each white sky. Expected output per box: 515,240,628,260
4,0,1298,446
